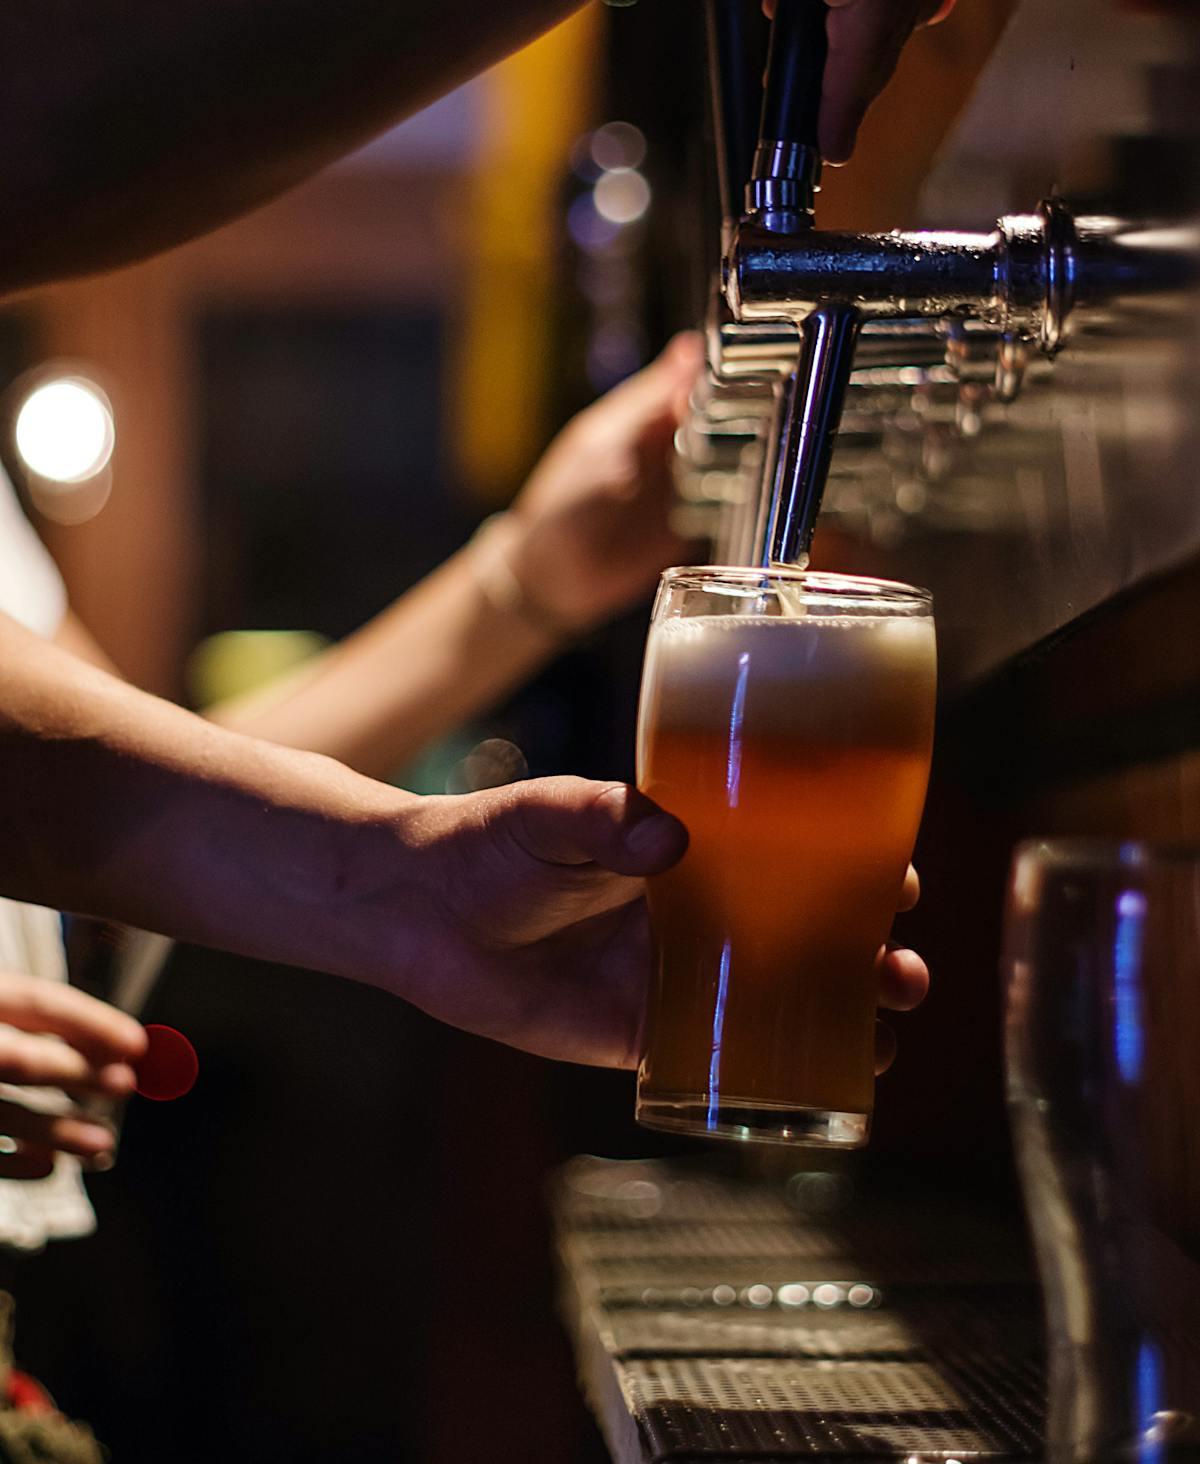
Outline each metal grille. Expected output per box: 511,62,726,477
555,1159,1045,1462
567,1224,846,1265
629,1358,968,1410
626,1355,1042,1459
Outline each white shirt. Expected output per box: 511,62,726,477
0,465,96,1248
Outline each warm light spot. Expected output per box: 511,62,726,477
15,377,115,483
593,168,652,226
777,1283,810,1308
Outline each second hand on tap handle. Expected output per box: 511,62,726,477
760,0,828,152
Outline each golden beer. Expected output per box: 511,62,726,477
635,570,936,1146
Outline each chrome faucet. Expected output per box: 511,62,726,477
692,0,1194,569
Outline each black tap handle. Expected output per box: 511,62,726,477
705,0,769,225
746,0,826,226
759,0,827,150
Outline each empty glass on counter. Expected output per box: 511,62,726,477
1005,840,1200,1464
634,567,936,1146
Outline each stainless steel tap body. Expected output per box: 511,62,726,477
725,207,1188,349
728,224,1001,321
725,206,1088,353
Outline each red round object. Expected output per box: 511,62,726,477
135,1025,199,1101
7,1370,55,1415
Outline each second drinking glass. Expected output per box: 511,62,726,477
635,567,936,1147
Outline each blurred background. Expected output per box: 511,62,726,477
6,0,1189,1457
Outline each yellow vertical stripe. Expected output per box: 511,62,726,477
451,7,601,503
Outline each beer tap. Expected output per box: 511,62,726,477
734,0,858,568
695,0,881,566
714,1,1196,568
705,0,766,256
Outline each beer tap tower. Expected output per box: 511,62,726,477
692,0,1193,570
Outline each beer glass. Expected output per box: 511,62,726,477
1005,841,1200,1464
635,567,936,1146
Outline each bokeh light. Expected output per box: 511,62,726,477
568,193,622,253
590,120,647,173
15,376,115,483
593,168,652,226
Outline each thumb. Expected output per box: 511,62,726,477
662,330,705,428
500,777,687,877
596,332,703,434
652,331,705,425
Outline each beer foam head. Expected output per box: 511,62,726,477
641,613,936,745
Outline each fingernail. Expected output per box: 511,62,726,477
100,1063,136,1094
822,131,855,167
623,813,680,859
78,1122,117,1150
85,1152,115,1173
668,330,703,360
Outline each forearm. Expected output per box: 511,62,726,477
209,522,563,779
53,610,123,676
0,0,583,297
0,610,418,985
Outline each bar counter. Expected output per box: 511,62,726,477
554,1156,1045,1464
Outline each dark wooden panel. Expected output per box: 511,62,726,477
873,549,1200,1163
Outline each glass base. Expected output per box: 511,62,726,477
636,1093,870,1148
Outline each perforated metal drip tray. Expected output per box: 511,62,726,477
553,1157,1044,1463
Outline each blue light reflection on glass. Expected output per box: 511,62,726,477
1113,889,1147,1084
708,651,750,1127
1136,1340,1164,1464
707,939,733,1129
726,651,750,808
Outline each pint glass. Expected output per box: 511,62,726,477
1005,841,1200,1464
635,568,936,1147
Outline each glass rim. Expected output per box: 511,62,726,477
657,565,932,610
1013,837,1200,869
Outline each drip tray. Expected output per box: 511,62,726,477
553,1158,1044,1463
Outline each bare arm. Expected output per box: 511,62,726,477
0,0,583,297
53,609,122,676
2,607,690,1067
4,606,420,974
52,543,561,781
207,336,699,778
206,527,560,780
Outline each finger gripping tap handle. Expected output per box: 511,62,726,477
759,0,827,150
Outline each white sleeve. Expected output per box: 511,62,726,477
0,466,68,639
